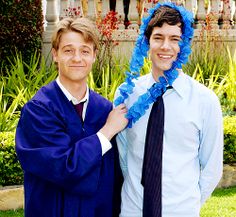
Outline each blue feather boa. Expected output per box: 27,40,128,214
114,2,194,127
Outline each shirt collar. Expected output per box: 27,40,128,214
172,70,189,99
56,77,89,105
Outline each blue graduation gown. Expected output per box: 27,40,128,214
15,81,121,217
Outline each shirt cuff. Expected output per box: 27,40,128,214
97,132,112,155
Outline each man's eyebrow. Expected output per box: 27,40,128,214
152,33,181,37
152,33,162,36
171,35,181,38
61,44,74,49
61,44,93,50
80,45,93,50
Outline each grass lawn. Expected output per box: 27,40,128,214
0,209,23,217
0,187,235,217
200,186,236,217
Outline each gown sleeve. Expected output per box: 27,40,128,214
15,99,104,196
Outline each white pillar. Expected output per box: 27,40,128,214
42,0,59,63
233,0,236,29
196,0,206,29
171,0,184,6
185,0,195,14
45,0,59,31
209,0,221,29
221,0,232,29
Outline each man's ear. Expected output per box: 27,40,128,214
52,48,58,63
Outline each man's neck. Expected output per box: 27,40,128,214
152,68,181,82
152,70,164,82
58,77,87,101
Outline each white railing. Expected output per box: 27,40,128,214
42,0,236,58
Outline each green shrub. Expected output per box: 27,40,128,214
0,132,23,186
0,52,58,132
0,82,22,132
221,49,236,113
2,52,58,106
0,0,43,72
89,61,126,101
223,116,236,164
183,40,228,81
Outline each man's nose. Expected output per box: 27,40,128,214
160,39,171,50
72,52,82,61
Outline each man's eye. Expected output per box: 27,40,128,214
65,49,73,53
172,38,181,41
82,50,90,54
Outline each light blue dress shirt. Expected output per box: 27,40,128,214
116,71,223,217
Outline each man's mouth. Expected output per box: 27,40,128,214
158,54,173,59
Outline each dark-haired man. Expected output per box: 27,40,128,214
116,3,223,217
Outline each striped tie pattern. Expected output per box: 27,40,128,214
141,94,165,217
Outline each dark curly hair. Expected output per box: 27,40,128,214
145,6,184,41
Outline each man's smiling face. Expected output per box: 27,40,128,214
149,22,182,80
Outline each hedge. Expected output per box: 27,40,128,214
0,132,23,186
223,116,236,164
0,116,236,186
0,0,43,73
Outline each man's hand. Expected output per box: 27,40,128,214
99,104,128,140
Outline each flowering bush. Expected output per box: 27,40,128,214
94,11,121,80
64,6,82,18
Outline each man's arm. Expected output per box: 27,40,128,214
15,100,127,195
198,94,224,204
116,130,129,178
111,137,124,217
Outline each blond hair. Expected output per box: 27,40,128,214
51,17,99,51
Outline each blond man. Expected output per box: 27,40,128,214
16,17,127,217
